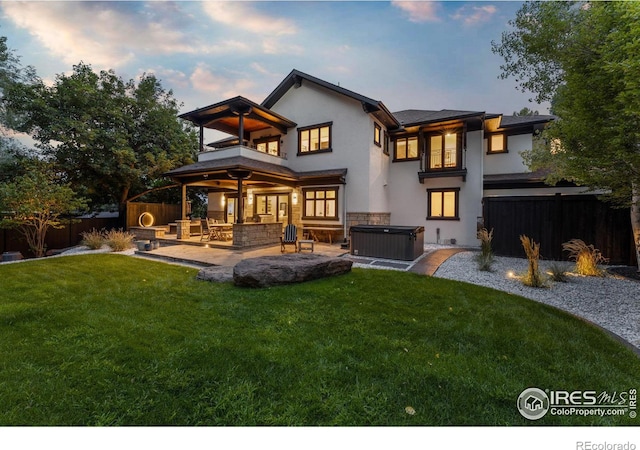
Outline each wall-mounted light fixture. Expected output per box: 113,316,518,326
221,195,226,207
247,189,254,205
291,192,298,205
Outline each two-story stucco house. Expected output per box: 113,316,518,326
166,69,587,250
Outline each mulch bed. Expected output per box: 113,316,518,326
607,266,640,282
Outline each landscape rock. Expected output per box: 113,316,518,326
233,253,353,288
196,266,234,283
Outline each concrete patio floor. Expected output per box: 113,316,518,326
134,240,470,276
135,241,349,268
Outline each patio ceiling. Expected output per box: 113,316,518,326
179,96,297,138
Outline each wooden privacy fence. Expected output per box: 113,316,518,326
483,194,635,266
1,216,120,257
126,202,181,229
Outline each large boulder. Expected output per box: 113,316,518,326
233,254,353,288
196,266,234,283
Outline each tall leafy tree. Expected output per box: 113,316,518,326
0,159,88,257
4,63,198,214
492,1,640,269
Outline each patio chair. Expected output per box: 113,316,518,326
280,224,298,252
200,219,217,242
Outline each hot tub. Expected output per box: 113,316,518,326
349,225,424,261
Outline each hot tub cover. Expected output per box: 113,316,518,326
349,225,424,236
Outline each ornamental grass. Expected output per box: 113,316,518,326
562,238,607,277
520,235,545,287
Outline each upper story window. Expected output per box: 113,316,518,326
487,133,507,154
429,132,460,170
383,131,389,156
394,136,419,161
374,123,381,147
255,136,280,156
298,122,332,155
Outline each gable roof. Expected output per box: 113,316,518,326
262,69,401,130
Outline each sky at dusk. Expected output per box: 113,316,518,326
0,1,548,141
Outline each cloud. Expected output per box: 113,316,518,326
201,2,301,56
202,2,297,36
189,64,258,99
0,2,206,70
391,1,441,23
451,5,498,25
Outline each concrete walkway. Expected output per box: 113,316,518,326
408,248,472,276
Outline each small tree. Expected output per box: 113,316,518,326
0,161,87,257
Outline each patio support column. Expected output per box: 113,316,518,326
238,113,244,147
199,124,204,152
227,169,252,224
181,183,188,220
236,176,244,224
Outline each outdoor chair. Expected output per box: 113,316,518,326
280,224,298,252
200,219,217,242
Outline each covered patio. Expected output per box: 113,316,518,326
166,96,347,249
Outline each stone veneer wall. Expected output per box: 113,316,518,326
232,222,283,248
346,212,391,229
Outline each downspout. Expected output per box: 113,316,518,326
343,181,348,243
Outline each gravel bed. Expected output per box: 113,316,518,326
433,251,640,352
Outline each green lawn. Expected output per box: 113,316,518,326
1,254,638,426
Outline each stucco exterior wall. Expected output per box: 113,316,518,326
387,130,484,246
268,82,388,215
483,133,532,175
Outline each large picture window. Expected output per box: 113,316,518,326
429,133,460,169
394,136,419,160
427,188,460,220
298,123,332,154
303,188,338,219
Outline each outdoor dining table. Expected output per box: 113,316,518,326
208,223,233,240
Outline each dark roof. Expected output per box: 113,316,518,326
498,114,556,128
393,109,485,127
165,155,347,185
166,155,298,180
179,96,297,135
262,69,400,130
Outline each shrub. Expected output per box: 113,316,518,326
80,228,106,250
475,228,495,271
547,261,569,282
562,239,607,276
520,235,545,287
104,229,135,252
